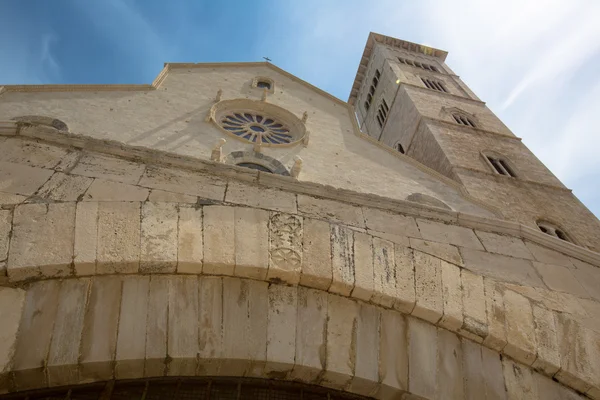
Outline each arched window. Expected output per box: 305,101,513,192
452,113,477,128
420,77,447,93
395,143,405,154
537,220,573,243
483,153,517,178
252,77,275,92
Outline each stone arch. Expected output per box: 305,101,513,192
224,151,291,176
405,192,452,210
11,115,68,131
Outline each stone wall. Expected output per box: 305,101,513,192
1,128,600,398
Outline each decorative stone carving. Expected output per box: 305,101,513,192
269,213,303,279
291,156,303,179
211,138,226,162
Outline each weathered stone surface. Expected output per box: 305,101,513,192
167,275,199,376
394,245,415,314
502,358,538,400
8,202,75,281
234,207,269,280
377,309,408,398
47,279,90,387
198,277,223,376
0,162,53,196
80,276,122,382
0,138,68,169
481,346,507,400
570,258,600,302
408,317,437,399
409,237,463,266
462,339,485,400
12,280,60,390
536,373,586,400
461,270,488,341
115,276,149,380
268,213,303,284
148,189,196,203
291,287,328,383
0,210,10,264
349,303,380,396
531,304,560,375
74,201,98,276
177,207,203,274
245,279,269,377
460,248,544,287
36,172,93,201
145,275,169,377
524,241,574,268
0,191,26,206
139,166,226,200
203,205,235,275
323,294,359,389
329,224,355,295
503,290,537,366
416,219,484,250
83,178,149,201
97,202,140,274
439,260,463,332
140,202,178,273
265,284,297,375
351,231,374,301
372,237,396,308
412,251,443,324
436,328,464,400
298,195,365,227
226,181,297,213
71,153,145,185
483,279,508,351
301,218,332,290
475,231,534,260
363,207,421,238
0,287,26,375
533,261,588,298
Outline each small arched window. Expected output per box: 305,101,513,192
483,153,517,178
452,113,477,128
537,220,573,243
256,80,271,90
252,77,275,92
395,143,405,154
420,77,447,93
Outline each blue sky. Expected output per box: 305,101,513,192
1,0,600,217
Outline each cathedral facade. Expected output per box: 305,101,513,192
0,33,599,399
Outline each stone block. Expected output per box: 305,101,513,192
409,237,463,266
0,161,53,196
8,203,75,281
203,205,235,275
531,305,560,376
570,258,600,301
140,202,178,273
234,207,269,280
462,339,485,400
83,178,149,201
148,189,196,203
535,373,586,400
36,172,93,201
115,276,149,380
394,245,416,314
322,294,359,389
408,317,437,399
372,237,396,308
139,166,226,200
481,346,507,400
0,210,10,263
0,138,68,169
301,218,333,290
74,202,98,276
177,207,203,274
436,329,464,400
329,224,355,295
167,275,199,376
267,213,303,284
483,279,508,351
47,279,90,387
0,191,26,206
297,195,365,227
412,251,443,324
376,310,408,399
460,248,544,287
416,219,484,250
439,260,463,332
351,232,374,302
290,287,328,383
349,303,380,396
0,287,26,375
145,276,169,377
461,270,488,341
265,284,297,375
475,231,533,260
96,202,141,274
524,241,574,268
367,230,410,247
226,181,297,213
363,207,421,238
246,279,269,377
503,290,537,366
533,262,588,298
71,153,145,185
502,358,538,400
198,277,223,376
80,276,122,382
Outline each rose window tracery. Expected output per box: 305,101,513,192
220,112,293,144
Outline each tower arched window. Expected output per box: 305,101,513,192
483,153,517,178
452,113,477,128
421,77,447,93
395,143,405,154
365,69,381,112
537,220,573,243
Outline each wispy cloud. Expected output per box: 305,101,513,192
40,32,61,79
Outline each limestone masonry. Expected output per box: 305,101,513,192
0,32,599,399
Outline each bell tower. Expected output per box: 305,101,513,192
349,32,600,251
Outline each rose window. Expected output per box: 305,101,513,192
220,112,293,144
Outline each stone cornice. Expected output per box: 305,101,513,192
403,81,486,105
454,166,571,193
